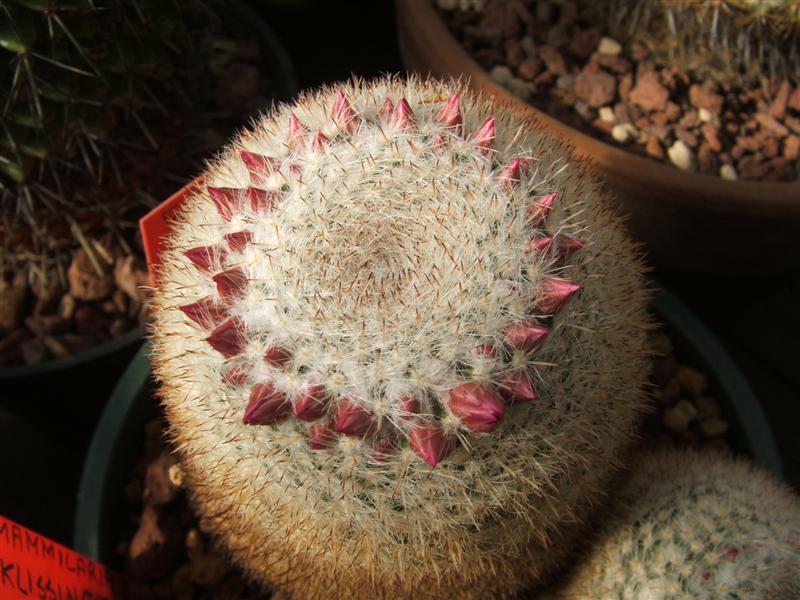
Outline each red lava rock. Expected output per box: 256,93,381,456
517,57,542,80
592,118,614,134
630,72,669,112
678,110,699,128
505,39,524,68
68,248,113,301
755,112,790,138
689,83,724,115
700,123,722,152
763,137,779,159
675,128,698,148
574,65,616,107
697,143,717,173
770,80,791,119
592,52,631,74
788,87,800,112
646,135,664,159
664,102,681,122
738,154,769,180
618,73,633,101
784,135,800,161
537,44,567,75
613,102,635,124
568,27,600,59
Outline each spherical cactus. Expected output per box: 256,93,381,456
549,449,800,599
151,76,650,599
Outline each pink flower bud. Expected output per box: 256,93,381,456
498,157,533,188
184,246,224,271
390,97,415,131
529,236,586,257
526,192,557,227
247,188,280,213
537,277,582,314
205,317,246,358
243,382,291,425
308,422,336,450
432,131,449,150
263,344,292,368
222,364,250,386
379,97,394,123
498,370,539,403
312,130,330,152
448,382,506,432
503,321,550,351
472,344,498,359
436,92,462,129
207,187,241,221
213,268,248,304
470,116,496,152
335,399,373,437
331,90,360,134
224,231,252,253
399,395,420,422
287,113,309,149
293,385,329,422
371,435,398,462
179,297,228,329
409,424,455,467
240,151,279,186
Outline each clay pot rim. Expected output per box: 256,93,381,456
396,0,800,209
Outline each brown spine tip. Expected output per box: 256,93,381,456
526,192,557,228
435,92,462,129
243,382,291,425
178,297,228,329
213,268,248,304
205,317,247,358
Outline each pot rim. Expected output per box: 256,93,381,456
395,0,800,207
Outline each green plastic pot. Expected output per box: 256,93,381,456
74,286,783,566
0,0,297,451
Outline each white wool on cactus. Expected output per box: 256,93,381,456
151,76,650,599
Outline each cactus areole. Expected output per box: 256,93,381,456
151,77,650,599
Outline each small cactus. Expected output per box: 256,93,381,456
585,0,800,84
549,448,800,599
151,77,650,598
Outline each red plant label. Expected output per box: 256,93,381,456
0,515,119,599
140,176,204,285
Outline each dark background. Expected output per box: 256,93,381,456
1,0,797,550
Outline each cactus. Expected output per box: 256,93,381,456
151,76,650,599
549,448,800,599
583,0,800,85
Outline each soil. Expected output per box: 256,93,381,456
438,0,800,183
0,16,280,367
114,328,732,599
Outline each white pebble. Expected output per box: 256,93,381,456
489,65,513,85
668,140,695,171
698,107,713,123
720,164,738,180
597,37,622,56
611,123,636,143
599,106,615,123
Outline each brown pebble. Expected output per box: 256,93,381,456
630,72,669,112
738,154,770,180
663,377,681,400
25,315,70,337
675,128,698,148
788,87,800,112
74,304,111,335
646,135,664,159
663,399,698,434
504,39,524,68
763,137,779,159
537,44,567,76
689,83,724,115
520,35,537,58
697,143,717,173
677,110,699,129
618,73,633,102
575,65,616,108
21,338,48,365
676,366,707,397
770,80,791,119
189,551,231,587
517,57,541,80
68,248,113,301
694,395,721,419
592,52,631,74
700,418,729,438
128,505,184,581
479,1,521,38
0,273,28,331
700,123,722,152
784,135,800,161
755,112,790,138
568,27,600,60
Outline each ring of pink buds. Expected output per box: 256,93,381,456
171,86,586,470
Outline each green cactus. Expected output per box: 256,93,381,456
150,76,651,599
584,0,800,84
549,448,800,599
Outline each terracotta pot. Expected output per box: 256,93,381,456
395,0,800,272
